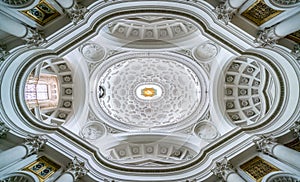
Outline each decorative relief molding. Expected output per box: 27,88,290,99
214,1,236,25
255,26,281,47
240,156,279,181
253,135,278,155
193,121,219,140
80,122,106,140
0,121,10,138
23,27,47,47
192,41,219,62
65,2,87,25
212,157,236,180
79,42,106,62
22,135,47,156
66,157,88,180
241,0,282,26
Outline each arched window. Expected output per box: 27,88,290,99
25,73,59,110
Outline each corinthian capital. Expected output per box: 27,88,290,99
23,27,47,48
253,135,278,156
66,156,89,180
290,121,300,139
66,2,87,25
255,27,281,47
0,44,9,62
0,122,10,138
212,157,236,180
291,44,300,61
214,1,236,25
22,135,47,156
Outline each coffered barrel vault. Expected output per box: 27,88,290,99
0,0,300,182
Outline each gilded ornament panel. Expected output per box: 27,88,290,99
241,0,282,26
240,156,280,181
23,156,60,182
21,0,60,26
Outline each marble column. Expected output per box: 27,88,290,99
55,156,88,182
255,12,300,47
214,0,248,25
0,135,47,169
0,122,10,138
212,157,246,182
254,135,300,169
0,13,46,47
55,0,87,25
0,13,28,38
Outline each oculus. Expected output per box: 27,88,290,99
136,84,163,100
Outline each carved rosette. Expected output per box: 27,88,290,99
214,1,236,25
22,135,47,156
255,27,281,47
66,3,87,25
66,157,88,180
212,157,236,180
290,121,300,139
0,122,10,138
253,135,278,156
23,27,47,47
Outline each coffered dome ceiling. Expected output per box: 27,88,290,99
2,1,299,181
90,52,208,131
